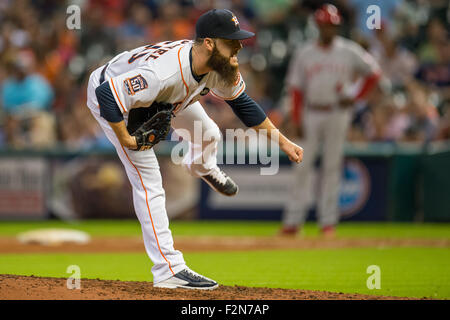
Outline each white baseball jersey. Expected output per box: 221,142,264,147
286,36,380,106
103,39,246,114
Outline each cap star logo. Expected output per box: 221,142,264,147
231,15,239,26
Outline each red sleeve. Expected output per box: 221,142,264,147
354,72,381,101
290,88,303,126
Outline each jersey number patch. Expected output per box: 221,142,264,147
124,74,148,96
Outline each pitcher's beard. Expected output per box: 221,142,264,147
207,46,239,87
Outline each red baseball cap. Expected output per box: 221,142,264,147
314,4,341,26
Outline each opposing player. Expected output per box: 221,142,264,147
281,4,381,237
87,9,303,290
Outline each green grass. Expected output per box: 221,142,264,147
0,220,449,298
0,220,449,238
0,248,449,299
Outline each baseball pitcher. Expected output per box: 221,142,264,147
87,9,303,289
281,4,381,237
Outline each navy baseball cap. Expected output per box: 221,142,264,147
196,9,255,40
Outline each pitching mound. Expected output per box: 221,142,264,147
0,274,419,300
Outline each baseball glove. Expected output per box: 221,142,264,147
127,102,175,151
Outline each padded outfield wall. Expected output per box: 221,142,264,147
0,142,449,222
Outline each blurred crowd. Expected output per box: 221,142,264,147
0,0,449,150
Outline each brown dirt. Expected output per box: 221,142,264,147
0,236,445,300
0,274,420,300
0,236,448,254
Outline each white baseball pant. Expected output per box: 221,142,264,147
283,108,351,228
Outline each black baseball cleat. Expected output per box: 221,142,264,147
201,166,239,196
153,268,219,290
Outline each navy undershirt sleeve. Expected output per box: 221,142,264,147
225,92,267,127
95,81,124,123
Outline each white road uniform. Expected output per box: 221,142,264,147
86,39,245,283
283,36,380,228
